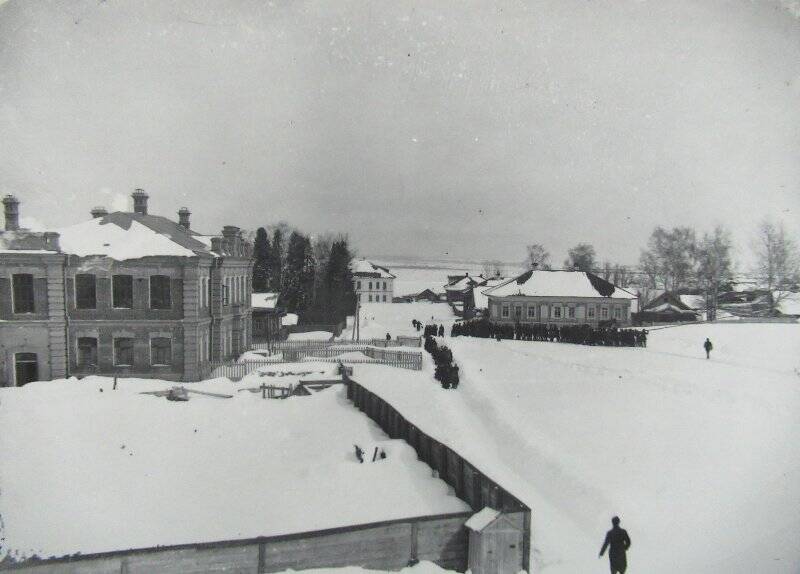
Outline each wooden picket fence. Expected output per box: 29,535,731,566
252,337,421,352
202,349,422,381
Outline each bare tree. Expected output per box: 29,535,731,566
696,225,735,320
601,261,613,280
481,260,505,278
524,244,551,270
563,243,597,272
752,219,800,315
638,226,697,291
612,264,631,288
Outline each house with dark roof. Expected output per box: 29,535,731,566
483,270,638,326
638,292,700,323
0,190,253,386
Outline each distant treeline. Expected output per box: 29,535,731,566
252,224,356,324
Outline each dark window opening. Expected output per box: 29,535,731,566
151,337,172,365
114,338,134,366
12,274,35,313
150,276,172,309
15,352,38,386
75,274,97,309
112,275,133,308
77,337,98,367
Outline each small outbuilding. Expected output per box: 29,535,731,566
465,507,525,574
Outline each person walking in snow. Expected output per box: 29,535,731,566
438,324,445,337
599,516,631,574
385,332,391,342
703,337,713,359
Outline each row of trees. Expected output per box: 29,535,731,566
252,224,356,324
523,219,800,316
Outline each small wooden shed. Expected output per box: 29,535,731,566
466,507,525,574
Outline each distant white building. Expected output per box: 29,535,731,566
352,259,395,303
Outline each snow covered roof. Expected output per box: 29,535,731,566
484,270,637,300
55,212,216,260
646,303,696,315
251,292,279,310
443,275,483,292
283,313,299,326
776,291,800,316
679,295,706,310
352,259,395,279
473,278,508,309
465,507,501,532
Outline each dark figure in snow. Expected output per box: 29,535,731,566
704,337,713,359
438,325,445,337
385,332,391,342
599,516,631,574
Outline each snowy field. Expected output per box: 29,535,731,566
272,563,451,574
339,301,457,340
0,372,468,561
353,323,800,573
372,260,525,297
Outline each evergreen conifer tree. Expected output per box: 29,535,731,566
252,227,271,292
269,228,284,293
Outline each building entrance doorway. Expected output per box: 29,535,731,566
15,353,39,386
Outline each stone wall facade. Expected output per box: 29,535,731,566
0,237,253,386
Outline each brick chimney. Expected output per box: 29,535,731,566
90,206,108,219
131,189,149,215
3,194,20,231
222,225,240,239
178,207,191,229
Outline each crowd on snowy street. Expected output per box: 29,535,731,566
450,318,649,347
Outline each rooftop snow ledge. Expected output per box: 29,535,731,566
464,507,501,532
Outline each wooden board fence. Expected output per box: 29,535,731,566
345,376,531,573
0,512,472,574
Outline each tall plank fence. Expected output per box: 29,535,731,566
346,376,532,573
0,512,473,573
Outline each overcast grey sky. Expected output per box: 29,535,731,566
1,0,798,265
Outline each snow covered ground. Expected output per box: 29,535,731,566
352,323,800,573
0,373,468,561
340,301,457,340
287,330,333,341
273,563,452,574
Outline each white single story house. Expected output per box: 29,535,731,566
484,270,638,326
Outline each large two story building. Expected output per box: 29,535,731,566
352,259,395,303
484,269,638,327
0,191,253,386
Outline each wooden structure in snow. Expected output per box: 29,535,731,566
346,375,531,573
466,507,526,574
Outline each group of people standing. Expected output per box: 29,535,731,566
449,318,648,348
415,320,445,338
